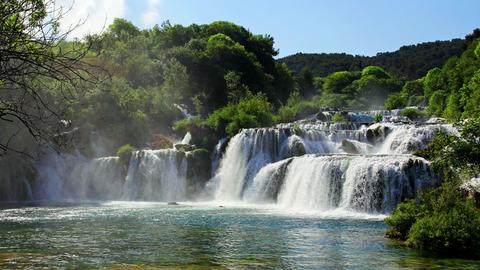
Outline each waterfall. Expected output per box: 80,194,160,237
2,107,456,215
242,155,434,213
211,120,454,213
123,150,187,201
33,149,188,202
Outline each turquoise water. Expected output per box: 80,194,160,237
0,202,478,269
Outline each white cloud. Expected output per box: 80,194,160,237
141,0,161,26
54,0,126,39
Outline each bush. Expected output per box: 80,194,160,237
173,117,204,132
331,112,348,123
406,201,480,256
385,199,419,240
374,114,383,123
401,108,425,120
278,100,320,122
206,92,276,136
385,93,406,109
386,182,480,257
117,144,135,164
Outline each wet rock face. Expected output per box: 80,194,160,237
186,149,211,194
366,125,391,144
341,139,360,154
151,134,173,149
175,144,196,152
287,136,306,157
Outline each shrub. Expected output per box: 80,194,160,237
407,199,480,256
385,199,419,241
206,92,276,136
331,112,348,123
386,182,480,257
278,100,319,122
117,144,135,164
173,117,204,132
374,114,383,123
384,93,406,109
401,108,425,120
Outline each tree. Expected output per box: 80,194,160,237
0,0,97,156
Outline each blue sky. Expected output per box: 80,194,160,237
60,0,480,57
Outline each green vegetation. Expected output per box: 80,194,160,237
331,113,348,123
63,19,296,153
374,114,383,123
279,35,475,79
386,117,480,256
206,92,276,136
117,144,135,164
316,66,402,109
401,108,426,121
384,35,480,121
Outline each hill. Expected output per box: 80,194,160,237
279,37,470,79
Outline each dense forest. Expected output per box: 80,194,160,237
279,32,480,79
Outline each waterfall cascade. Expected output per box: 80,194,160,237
33,149,189,202
210,110,456,213
2,109,457,214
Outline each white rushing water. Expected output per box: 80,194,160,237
34,149,188,202
3,109,457,215
210,121,453,208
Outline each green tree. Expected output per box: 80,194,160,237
0,0,95,156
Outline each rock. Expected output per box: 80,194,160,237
426,117,447,124
287,135,306,157
151,134,173,149
174,143,196,152
167,202,179,205
460,177,480,207
316,112,329,122
341,139,360,154
366,125,391,144
186,149,211,194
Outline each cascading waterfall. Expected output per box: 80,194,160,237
33,149,188,202
5,107,457,215
211,116,455,213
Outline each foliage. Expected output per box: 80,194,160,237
385,199,419,240
331,113,348,123
374,114,383,123
0,0,96,156
279,35,472,79
406,197,480,255
116,144,134,164
401,108,425,120
386,182,480,257
419,38,480,120
277,90,320,122
206,92,276,136
316,66,402,109
416,117,480,179
58,18,297,154
387,117,480,256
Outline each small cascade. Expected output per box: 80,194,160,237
123,150,187,201
181,132,192,145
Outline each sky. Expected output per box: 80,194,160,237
56,0,480,57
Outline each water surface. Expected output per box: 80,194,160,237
0,202,478,269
